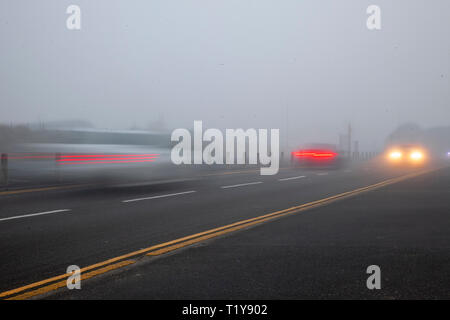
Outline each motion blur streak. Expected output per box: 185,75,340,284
57,157,158,162
8,156,55,160
55,153,160,164
57,160,156,164
60,154,160,158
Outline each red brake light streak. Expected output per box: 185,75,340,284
292,150,337,159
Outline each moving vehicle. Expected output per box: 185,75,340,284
384,144,428,166
291,143,346,169
4,128,194,185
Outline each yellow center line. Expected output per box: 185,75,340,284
147,170,434,256
6,260,135,300
0,167,439,300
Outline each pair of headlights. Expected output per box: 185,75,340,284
388,150,424,161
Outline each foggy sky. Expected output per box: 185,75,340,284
1,0,449,151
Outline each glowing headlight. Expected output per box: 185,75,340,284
410,151,423,161
389,151,402,159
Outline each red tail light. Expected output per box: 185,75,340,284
292,150,337,159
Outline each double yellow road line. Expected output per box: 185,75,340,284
0,168,437,300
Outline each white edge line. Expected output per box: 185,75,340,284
316,172,329,176
220,181,263,189
278,175,306,181
0,209,71,222
122,190,197,203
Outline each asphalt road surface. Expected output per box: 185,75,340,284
0,162,449,299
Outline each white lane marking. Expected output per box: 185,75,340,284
220,181,263,189
122,190,197,203
278,175,306,181
316,172,329,176
0,209,71,222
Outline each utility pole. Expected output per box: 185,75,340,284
354,140,359,160
285,105,289,162
348,123,352,159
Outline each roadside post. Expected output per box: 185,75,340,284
55,152,61,183
1,153,8,189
